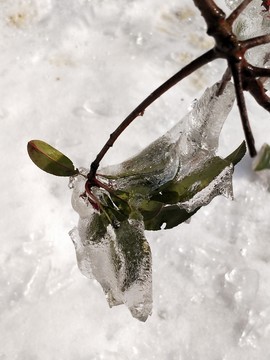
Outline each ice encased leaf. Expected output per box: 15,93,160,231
114,218,152,321
69,175,152,321
178,164,233,212
173,81,235,180
100,81,236,218
100,81,235,192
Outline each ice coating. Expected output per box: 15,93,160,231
173,81,235,180
70,175,152,321
114,218,152,321
225,0,243,10
179,164,234,213
100,81,235,191
99,126,180,192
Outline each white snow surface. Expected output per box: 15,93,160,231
2,0,270,359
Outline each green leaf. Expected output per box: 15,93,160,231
253,143,270,171
144,205,198,231
150,142,246,205
27,140,78,176
114,218,151,293
225,141,246,166
149,156,228,204
139,199,163,221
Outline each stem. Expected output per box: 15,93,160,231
247,78,270,112
88,48,217,180
246,64,270,77
193,0,226,26
230,61,257,157
242,35,270,50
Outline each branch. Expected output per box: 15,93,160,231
230,61,257,157
193,0,225,35
247,78,270,112
242,35,270,50
245,64,270,77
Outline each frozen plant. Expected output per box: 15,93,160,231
27,0,270,321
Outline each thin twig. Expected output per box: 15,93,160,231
242,35,270,49
247,78,270,111
246,64,270,77
230,61,257,156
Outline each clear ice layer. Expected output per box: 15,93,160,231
100,81,235,190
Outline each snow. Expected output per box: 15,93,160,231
1,0,270,358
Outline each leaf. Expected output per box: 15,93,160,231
150,156,227,204
139,199,163,221
252,143,270,171
225,141,246,166
144,205,198,231
27,140,78,176
144,142,246,230
114,218,152,321
150,142,246,205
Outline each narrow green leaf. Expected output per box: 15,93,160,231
150,156,229,204
27,140,78,176
253,143,270,171
225,141,246,166
115,219,151,292
150,142,246,205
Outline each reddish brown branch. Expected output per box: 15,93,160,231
242,35,270,49
230,61,257,156
247,78,270,111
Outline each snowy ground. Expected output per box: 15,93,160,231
1,0,270,359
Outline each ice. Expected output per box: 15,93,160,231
225,0,243,10
173,81,235,179
114,218,152,321
69,175,152,321
179,164,234,212
100,81,236,219
100,81,235,192
99,125,180,192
